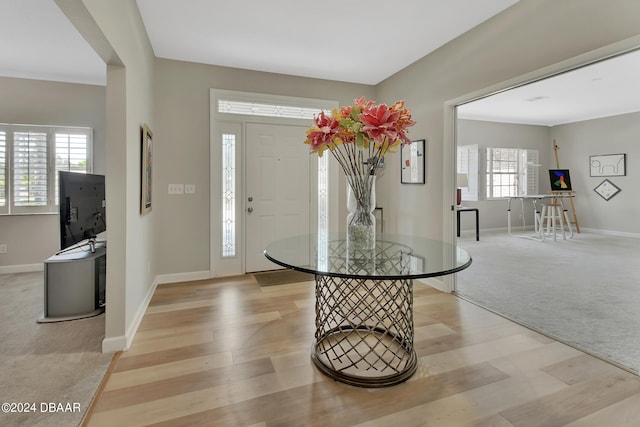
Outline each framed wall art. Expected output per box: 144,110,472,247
590,153,626,177
549,169,572,191
594,179,621,201
140,123,153,215
401,139,425,184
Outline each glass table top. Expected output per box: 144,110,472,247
264,233,472,280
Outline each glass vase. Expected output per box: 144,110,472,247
346,175,376,252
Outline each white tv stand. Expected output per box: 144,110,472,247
37,241,106,323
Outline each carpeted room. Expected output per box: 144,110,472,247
450,46,640,373
456,231,640,374
0,272,112,427
452,48,640,375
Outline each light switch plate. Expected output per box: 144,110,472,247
168,184,184,194
185,184,196,194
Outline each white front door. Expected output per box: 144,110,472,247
245,123,310,272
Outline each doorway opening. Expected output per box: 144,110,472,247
445,42,640,374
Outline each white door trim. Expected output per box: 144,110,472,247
210,89,339,277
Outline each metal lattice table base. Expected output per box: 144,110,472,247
312,274,416,387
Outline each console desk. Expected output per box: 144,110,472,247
264,233,471,387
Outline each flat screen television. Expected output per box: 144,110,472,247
58,171,106,253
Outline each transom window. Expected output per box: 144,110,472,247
217,100,326,119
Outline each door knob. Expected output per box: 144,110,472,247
248,196,253,202
247,207,253,213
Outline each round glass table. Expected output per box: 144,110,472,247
264,233,472,387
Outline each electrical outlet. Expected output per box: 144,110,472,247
0,244,7,254
168,184,184,195
185,184,196,194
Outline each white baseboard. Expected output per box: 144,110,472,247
102,335,128,353
101,271,211,353
101,275,160,353
416,277,445,292
0,263,43,275
580,227,640,239
126,276,159,348
156,270,211,285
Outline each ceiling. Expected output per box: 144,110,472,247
0,0,519,85
1,0,638,126
0,0,105,86
457,48,640,126
134,0,519,85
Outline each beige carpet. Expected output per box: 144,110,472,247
0,272,114,427
456,231,639,374
254,269,314,286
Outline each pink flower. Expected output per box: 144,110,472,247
358,103,401,144
304,111,339,154
390,101,415,144
354,96,374,110
339,105,353,118
304,97,414,176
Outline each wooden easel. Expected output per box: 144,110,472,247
551,140,580,232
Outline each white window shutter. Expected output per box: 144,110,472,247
525,149,539,195
457,144,478,201
55,132,90,205
13,131,48,207
55,133,89,174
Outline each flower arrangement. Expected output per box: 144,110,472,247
304,97,415,179
305,97,414,248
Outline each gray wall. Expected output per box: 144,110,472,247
375,0,640,240
79,0,157,350
457,119,552,231
550,112,640,235
153,58,375,275
456,113,640,236
0,77,106,268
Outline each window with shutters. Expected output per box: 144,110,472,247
485,147,538,199
55,132,90,206
457,145,479,202
14,131,48,208
0,124,93,215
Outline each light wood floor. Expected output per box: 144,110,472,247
86,275,640,426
